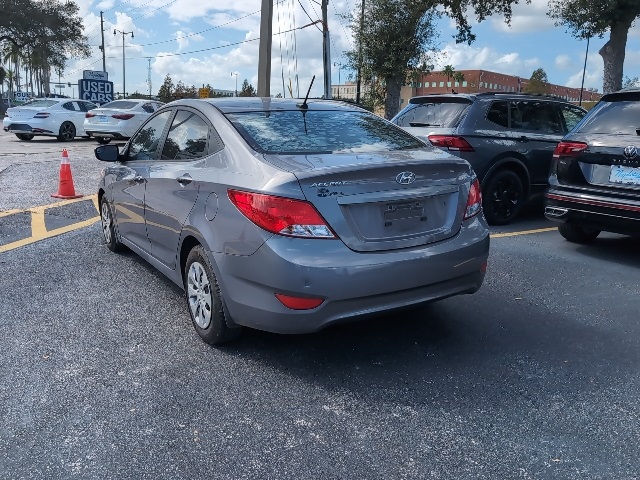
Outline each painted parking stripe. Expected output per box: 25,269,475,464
491,227,557,238
0,195,100,253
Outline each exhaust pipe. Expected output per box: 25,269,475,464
545,206,569,218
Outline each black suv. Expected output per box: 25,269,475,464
391,92,587,224
545,89,640,243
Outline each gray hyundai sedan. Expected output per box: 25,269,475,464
95,97,490,344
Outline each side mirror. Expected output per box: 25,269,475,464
95,144,120,162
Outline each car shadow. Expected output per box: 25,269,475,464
572,234,640,269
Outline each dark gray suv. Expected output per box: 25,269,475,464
392,93,587,224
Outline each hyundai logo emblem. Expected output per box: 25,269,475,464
396,171,416,185
623,145,638,159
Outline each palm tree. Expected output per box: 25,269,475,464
453,71,465,92
441,65,455,92
0,66,5,96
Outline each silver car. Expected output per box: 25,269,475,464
96,98,490,344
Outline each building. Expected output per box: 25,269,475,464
331,82,370,101
399,69,602,108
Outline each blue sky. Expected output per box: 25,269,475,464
60,0,640,99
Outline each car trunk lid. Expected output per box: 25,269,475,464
267,149,474,252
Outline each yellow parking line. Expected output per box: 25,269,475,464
0,194,100,253
491,227,557,238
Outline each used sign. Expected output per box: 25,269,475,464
79,80,114,104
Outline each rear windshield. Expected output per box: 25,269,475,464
100,100,138,110
225,110,425,154
392,101,470,128
18,99,58,108
576,100,640,135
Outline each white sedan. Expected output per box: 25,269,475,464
2,98,98,141
84,99,165,144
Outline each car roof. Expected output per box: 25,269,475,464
169,97,367,114
408,92,575,103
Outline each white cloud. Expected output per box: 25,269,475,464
489,0,554,34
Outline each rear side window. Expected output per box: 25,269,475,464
393,101,470,127
575,100,640,135
486,101,509,128
226,110,424,154
510,100,562,134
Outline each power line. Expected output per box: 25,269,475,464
298,0,322,32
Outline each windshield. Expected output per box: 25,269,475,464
576,100,640,135
99,100,138,110
392,101,470,128
226,110,425,154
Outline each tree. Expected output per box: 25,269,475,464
157,74,174,102
524,67,549,94
239,79,256,97
347,0,530,119
623,75,640,89
549,0,640,94
441,65,455,91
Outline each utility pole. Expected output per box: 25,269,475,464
100,12,106,72
231,72,239,96
322,0,331,99
356,0,364,103
100,12,107,72
147,58,152,98
114,29,134,99
257,0,273,97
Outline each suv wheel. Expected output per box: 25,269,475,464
482,170,524,225
558,224,600,244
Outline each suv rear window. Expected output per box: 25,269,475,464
226,110,425,154
101,101,138,110
393,100,470,128
576,99,640,135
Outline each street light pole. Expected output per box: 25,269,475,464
114,28,134,99
231,72,239,96
579,36,590,107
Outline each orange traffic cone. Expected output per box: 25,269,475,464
52,149,83,199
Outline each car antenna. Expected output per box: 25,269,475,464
297,75,315,110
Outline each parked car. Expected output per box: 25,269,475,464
84,99,165,144
2,98,97,141
545,88,640,243
95,98,490,344
391,92,587,224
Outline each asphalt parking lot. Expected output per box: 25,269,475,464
1,133,640,479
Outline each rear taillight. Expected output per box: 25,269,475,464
428,135,474,152
85,113,96,118
33,112,50,119
464,178,482,220
553,141,587,158
112,113,135,120
228,189,335,238
275,294,324,310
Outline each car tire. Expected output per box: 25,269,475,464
15,133,34,141
100,197,124,252
482,170,524,225
184,245,242,345
558,224,600,244
96,137,112,145
57,121,76,142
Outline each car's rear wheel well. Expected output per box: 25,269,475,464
180,236,201,284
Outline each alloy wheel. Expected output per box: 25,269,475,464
187,262,213,329
101,201,112,244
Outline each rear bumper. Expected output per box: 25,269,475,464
545,188,640,235
3,123,54,134
211,216,490,334
85,130,129,139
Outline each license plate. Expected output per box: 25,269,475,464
98,115,108,123
610,165,640,185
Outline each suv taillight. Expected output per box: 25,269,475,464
553,141,588,158
464,179,482,220
228,189,335,238
428,135,474,152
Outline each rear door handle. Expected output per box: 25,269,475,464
177,174,192,185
